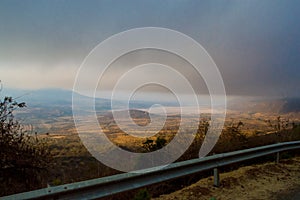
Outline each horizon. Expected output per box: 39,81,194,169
1,87,299,105
1,1,300,197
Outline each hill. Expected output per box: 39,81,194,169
228,97,300,114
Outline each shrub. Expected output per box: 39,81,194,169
0,86,51,195
133,188,151,200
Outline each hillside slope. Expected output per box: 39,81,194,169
154,156,300,200
228,97,300,114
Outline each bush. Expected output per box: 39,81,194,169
0,87,51,195
0,96,50,170
142,137,167,152
133,188,151,200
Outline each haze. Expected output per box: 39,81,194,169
0,0,299,97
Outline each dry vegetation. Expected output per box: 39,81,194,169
1,110,300,197
154,156,300,200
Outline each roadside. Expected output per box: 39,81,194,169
153,156,300,200
289,191,300,200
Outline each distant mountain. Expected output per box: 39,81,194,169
1,88,73,106
1,88,177,119
228,97,300,114
3,88,299,115
280,98,300,113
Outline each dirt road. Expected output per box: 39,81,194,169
153,156,300,200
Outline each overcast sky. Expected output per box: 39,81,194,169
0,0,299,97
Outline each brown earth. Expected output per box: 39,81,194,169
153,156,300,200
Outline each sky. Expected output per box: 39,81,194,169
0,0,300,97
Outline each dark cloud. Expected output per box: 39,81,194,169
0,0,299,96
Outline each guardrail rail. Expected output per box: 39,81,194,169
2,141,300,200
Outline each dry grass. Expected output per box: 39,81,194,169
1,110,300,197
153,156,300,200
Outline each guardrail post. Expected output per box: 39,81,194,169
213,168,220,187
2,141,299,200
276,152,280,164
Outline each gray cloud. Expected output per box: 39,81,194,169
0,0,299,97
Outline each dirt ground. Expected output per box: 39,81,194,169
153,156,300,200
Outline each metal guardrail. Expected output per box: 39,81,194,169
2,141,300,200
